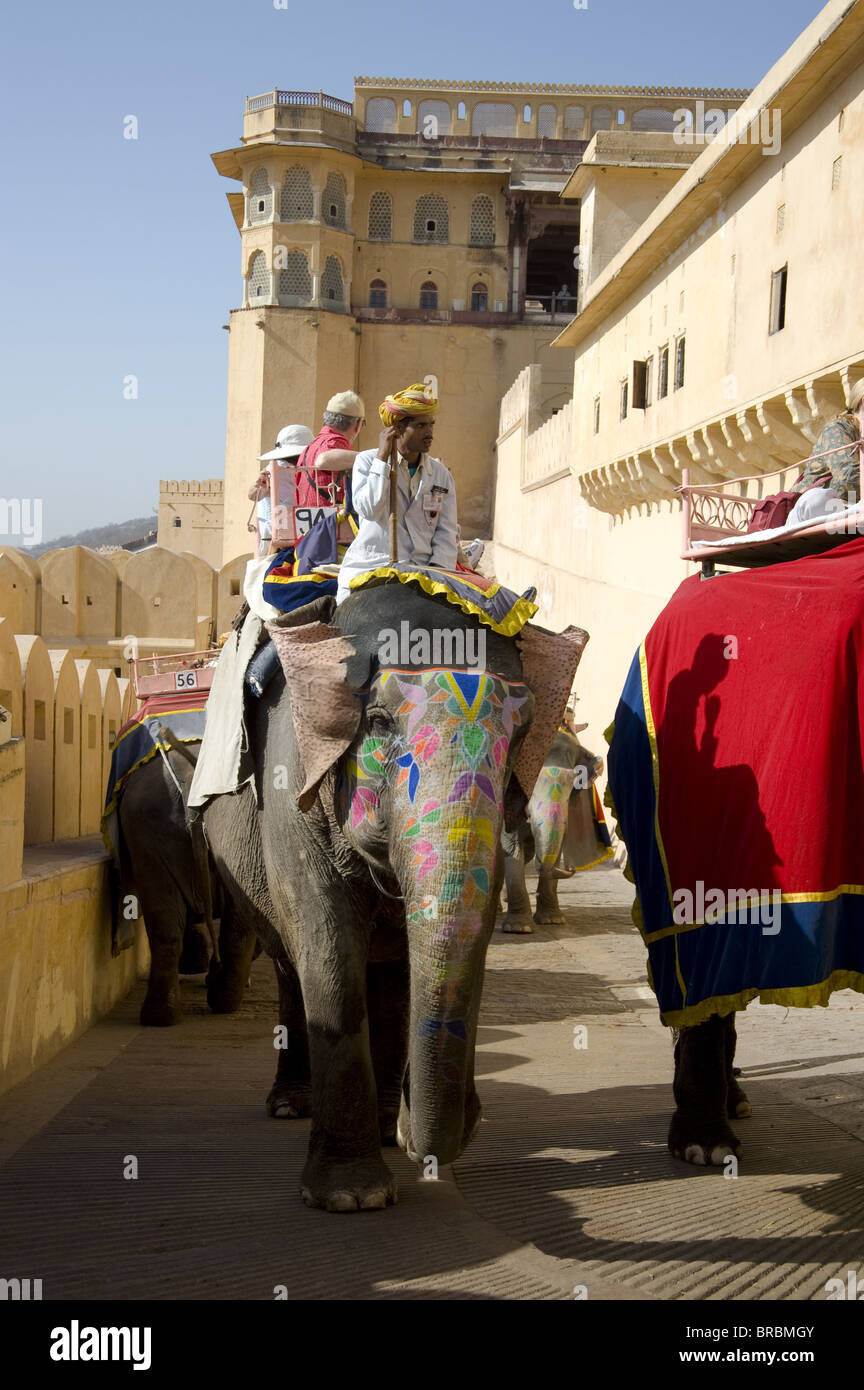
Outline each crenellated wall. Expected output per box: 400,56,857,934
0,544,252,673
0,543,252,1095
0,617,150,1097
0,620,134,852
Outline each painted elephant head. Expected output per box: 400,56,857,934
529,728,603,869
268,585,587,1165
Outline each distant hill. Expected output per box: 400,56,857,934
29,517,157,559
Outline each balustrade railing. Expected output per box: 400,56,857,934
247,90,354,116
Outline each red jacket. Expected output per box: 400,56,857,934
294,427,352,509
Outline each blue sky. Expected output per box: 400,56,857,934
0,0,823,545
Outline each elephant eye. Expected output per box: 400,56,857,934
367,707,393,735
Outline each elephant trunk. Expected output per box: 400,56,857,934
529,769,574,873
404,909,491,1166
532,815,568,873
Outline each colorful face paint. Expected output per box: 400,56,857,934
342,669,529,933
529,764,576,865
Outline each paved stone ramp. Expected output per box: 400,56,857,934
2,865,864,1299
456,868,864,1300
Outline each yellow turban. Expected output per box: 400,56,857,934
378,383,438,427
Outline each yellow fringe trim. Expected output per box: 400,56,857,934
349,565,538,636
572,845,615,871
660,970,864,1029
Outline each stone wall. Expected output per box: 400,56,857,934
0,617,150,1096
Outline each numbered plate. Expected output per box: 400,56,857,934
293,505,339,536
174,670,199,690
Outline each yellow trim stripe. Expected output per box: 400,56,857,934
673,935,687,1008
115,707,206,747
263,570,333,586
638,641,673,902
102,729,205,819
642,883,864,944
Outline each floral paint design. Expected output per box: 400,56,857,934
529,764,577,865
343,670,530,947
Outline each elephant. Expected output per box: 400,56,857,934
202,584,586,1211
112,742,255,1027
499,725,607,932
667,1013,752,1166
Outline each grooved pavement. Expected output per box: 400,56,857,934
2,865,864,1300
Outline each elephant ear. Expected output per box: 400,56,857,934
266,621,362,812
513,623,589,798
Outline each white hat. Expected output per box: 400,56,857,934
258,423,315,461
326,390,365,418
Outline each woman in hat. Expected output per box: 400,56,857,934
249,423,314,555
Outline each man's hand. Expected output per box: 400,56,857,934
248,469,271,501
377,425,400,462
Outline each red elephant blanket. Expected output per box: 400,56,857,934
608,535,864,1027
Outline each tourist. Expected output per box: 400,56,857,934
785,377,864,526
248,423,314,555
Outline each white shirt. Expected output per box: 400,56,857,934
336,447,459,601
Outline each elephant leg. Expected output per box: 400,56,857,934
138,887,185,1027
367,959,409,1145
534,866,564,925
724,1012,752,1119
668,1014,742,1165
179,920,211,975
266,954,312,1118
206,903,256,1015
500,836,534,934
297,940,396,1213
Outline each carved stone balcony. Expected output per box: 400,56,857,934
577,358,864,516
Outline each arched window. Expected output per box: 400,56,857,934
369,278,387,308
365,97,397,132
280,165,313,221
321,255,344,304
367,191,392,241
471,282,488,312
419,281,438,310
277,251,312,306
417,99,451,138
564,105,585,137
469,195,494,246
413,193,449,243
538,104,558,138
247,251,270,301
248,168,272,224
590,106,612,133
471,102,517,136
322,172,346,228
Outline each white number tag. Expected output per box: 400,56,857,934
174,670,199,690
293,505,338,536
